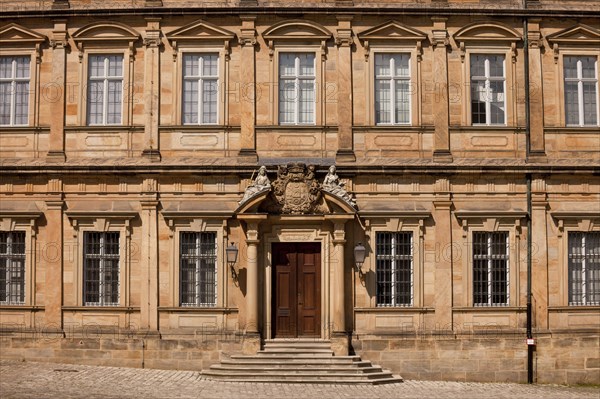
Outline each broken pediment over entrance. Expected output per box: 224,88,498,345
236,163,357,215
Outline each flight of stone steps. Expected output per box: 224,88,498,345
202,339,403,384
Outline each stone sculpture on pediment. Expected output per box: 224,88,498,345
321,165,357,208
239,165,271,205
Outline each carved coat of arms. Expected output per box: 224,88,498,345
269,163,324,214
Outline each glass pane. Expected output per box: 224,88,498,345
279,53,296,77
583,82,598,125
586,233,600,304
202,79,218,124
107,55,123,78
298,80,314,124
89,56,104,78
395,80,410,124
564,81,580,125
298,54,315,76
15,57,30,79
489,55,504,77
87,81,104,125
581,56,597,79
14,81,29,125
0,58,12,79
563,56,578,79
279,79,296,123
202,54,218,77
471,81,487,124
106,81,122,124
183,55,199,77
470,55,485,77
0,82,10,125
568,232,584,304
183,80,198,124
490,80,505,124
393,54,410,77
375,54,391,77
375,79,391,124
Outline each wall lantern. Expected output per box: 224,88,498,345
353,242,366,279
226,242,239,281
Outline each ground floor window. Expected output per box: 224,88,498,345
568,232,600,305
376,231,413,306
83,231,120,306
473,231,509,306
180,232,217,307
0,231,26,304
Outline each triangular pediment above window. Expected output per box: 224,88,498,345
263,20,332,41
358,21,427,42
72,22,141,43
0,23,46,45
166,19,236,42
454,22,522,43
547,24,600,44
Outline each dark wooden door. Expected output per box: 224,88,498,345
272,243,321,338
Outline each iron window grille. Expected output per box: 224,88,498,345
568,232,600,306
180,232,217,307
0,231,26,305
376,232,413,307
473,231,509,306
0,56,30,126
83,232,120,306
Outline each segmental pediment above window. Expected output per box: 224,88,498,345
454,22,522,63
72,22,141,61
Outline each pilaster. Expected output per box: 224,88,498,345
433,177,453,327
44,193,64,330
140,178,159,331
527,19,547,161
141,18,162,162
431,17,452,163
238,16,258,161
47,20,68,162
335,16,355,162
531,177,549,330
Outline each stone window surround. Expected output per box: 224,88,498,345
162,214,228,309
455,211,526,308
0,24,46,128
551,211,600,307
0,211,42,307
66,211,135,308
72,22,140,127
453,22,521,128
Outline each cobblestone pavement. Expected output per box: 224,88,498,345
1,360,598,399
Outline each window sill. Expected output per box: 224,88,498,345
354,307,434,313
62,306,139,312
453,306,526,312
158,307,238,313
548,305,600,312
0,305,43,311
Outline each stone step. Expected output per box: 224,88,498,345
201,376,403,385
220,359,373,367
229,354,360,362
261,348,334,354
202,370,395,380
263,341,333,348
209,365,384,374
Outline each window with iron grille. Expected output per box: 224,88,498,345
279,53,316,125
376,232,413,306
182,53,219,124
87,54,123,125
83,232,120,306
180,232,217,307
564,56,598,127
470,54,506,125
568,232,600,306
0,231,26,305
473,231,509,306
374,53,411,125
0,56,30,126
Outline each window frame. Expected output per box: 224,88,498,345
179,231,218,307
469,53,508,127
0,230,27,305
180,52,220,126
85,53,125,126
567,231,600,306
82,231,121,306
472,231,510,307
372,52,413,126
0,56,32,127
374,231,414,307
561,54,599,127
276,51,318,126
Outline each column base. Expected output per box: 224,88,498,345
238,148,258,162
335,149,356,162
46,151,66,162
142,149,162,162
527,151,547,163
330,332,349,356
433,150,453,163
242,332,261,355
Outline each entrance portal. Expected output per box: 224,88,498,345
272,242,321,338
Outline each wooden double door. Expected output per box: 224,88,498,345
272,243,321,338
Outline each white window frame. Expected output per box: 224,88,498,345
374,231,414,307
563,55,599,127
278,52,317,125
83,231,121,306
0,56,31,127
86,54,124,126
179,231,218,307
374,53,412,126
0,230,26,305
472,231,510,307
181,53,219,125
469,54,507,126
567,231,600,306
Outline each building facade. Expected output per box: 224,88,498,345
0,0,599,384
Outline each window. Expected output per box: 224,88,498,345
473,232,509,306
0,231,25,305
0,56,29,126
87,55,124,125
375,54,411,125
180,232,217,307
564,56,598,126
182,53,219,124
470,54,506,125
279,53,315,125
568,232,600,305
83,232,120,306
376,232,413,306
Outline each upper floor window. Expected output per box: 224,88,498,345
180,232,217,307
279,53,315,125
568,232,600,306
564,56,598,127
0,56,30,126
376,232,413,307
470,54,506,126
0,231,26,305
473,231,509,306
375,54,411,125
84,231,120,306
87,55,124,126
182,53,219,125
